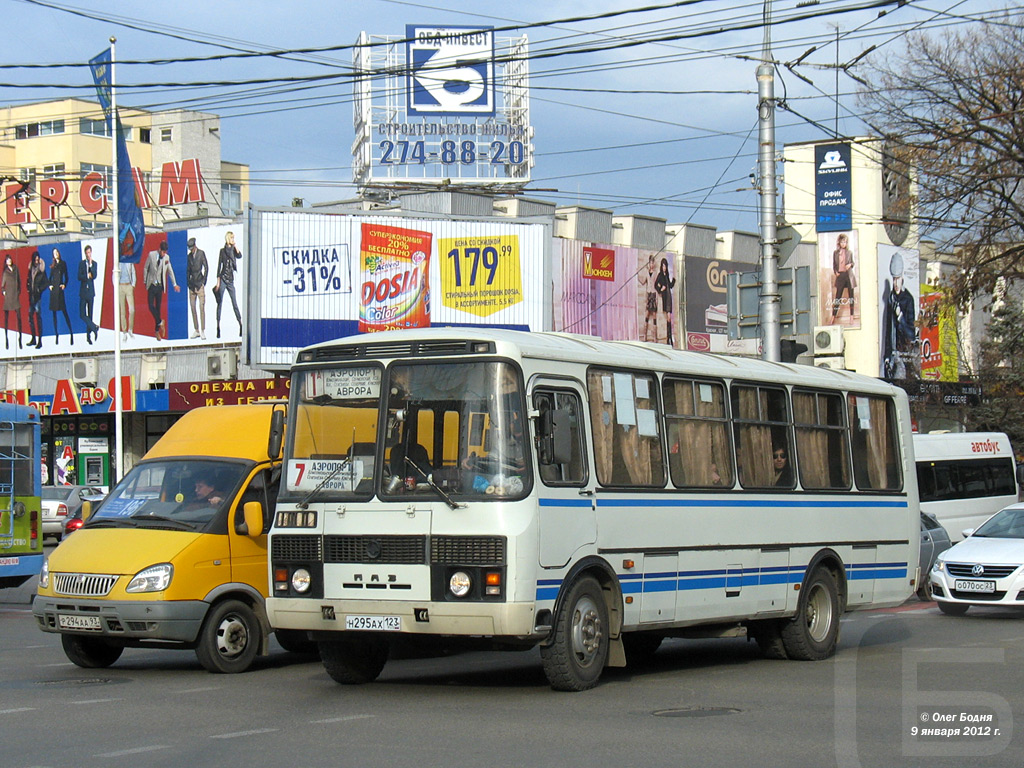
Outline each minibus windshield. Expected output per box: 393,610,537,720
88,460,249,531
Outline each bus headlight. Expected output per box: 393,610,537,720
38,560,49,589
126,563,173,593
449,571,472,598
291,568,312,593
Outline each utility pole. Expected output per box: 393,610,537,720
757,1,781,362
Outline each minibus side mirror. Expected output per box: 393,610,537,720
81,501,92,522
240,501,265,537
268,408,286,460
538,409,572,466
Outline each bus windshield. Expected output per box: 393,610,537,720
284,360,530,502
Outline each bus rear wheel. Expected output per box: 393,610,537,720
781,567,840,661
319,636,389,684
61,634,124,668
540,576,609,691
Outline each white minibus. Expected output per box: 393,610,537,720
913,431,1020,540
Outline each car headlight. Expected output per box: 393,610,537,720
126,563,173,593
38,559,49,589
449,571,472,598
932,559,944,573
291,568,311,593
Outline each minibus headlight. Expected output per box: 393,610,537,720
291,568,312,593
38,560,49,589
449,571,472,598
126,563,173,593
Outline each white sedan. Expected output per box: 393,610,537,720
930,502,1024,615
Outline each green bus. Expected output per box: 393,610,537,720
0,402,43,589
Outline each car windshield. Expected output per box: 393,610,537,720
87,459,249,531
973,507,1024,539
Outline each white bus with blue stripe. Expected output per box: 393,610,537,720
266,328,918,691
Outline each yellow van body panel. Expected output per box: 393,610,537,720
38,527,238,601
145,404,280,463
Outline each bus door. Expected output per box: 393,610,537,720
531,382,594,568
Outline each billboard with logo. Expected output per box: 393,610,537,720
553,241,678,346
352,26,532,189
683,255,746,348
815,142,852,232
250,208,551,366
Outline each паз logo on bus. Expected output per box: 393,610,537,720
582,247,615,282
407,25,495,116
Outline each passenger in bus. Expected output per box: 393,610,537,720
773,446,793,487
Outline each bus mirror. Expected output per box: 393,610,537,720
268,408,286,460
539,409,572,466
240,501,264,538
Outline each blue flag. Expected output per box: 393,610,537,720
90,47,145,264
89,49,112,116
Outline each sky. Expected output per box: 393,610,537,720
1,0,1016,235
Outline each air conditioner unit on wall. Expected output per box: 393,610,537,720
71,358,98,385
813,325,845,356
207,349,237,381
140,353,167,389
815,356,847,370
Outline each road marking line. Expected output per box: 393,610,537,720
41,662,73,667
175,687,220,694
73,698,122,705
96,745,170,757
0,708,36,714
312,714,375,724
210,728,279,739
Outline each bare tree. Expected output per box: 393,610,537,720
859,18,1024,308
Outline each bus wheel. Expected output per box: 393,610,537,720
196,600,261,674
938,601,969,616
750,620,788,660
61,635,123,668
781,568,840,661
319,636,389,684
540,576,609,691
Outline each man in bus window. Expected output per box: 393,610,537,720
773,446,793,487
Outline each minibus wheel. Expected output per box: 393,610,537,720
540,576,609,691
319,636,389,684
781,567,840,660
196,599,261,673
61,634,123,668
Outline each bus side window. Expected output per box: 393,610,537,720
534,390,587,486
663,377,733,488
792,390,850,490
848,394,902,491
587,370,666,488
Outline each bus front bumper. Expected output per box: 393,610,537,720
267,597,540,639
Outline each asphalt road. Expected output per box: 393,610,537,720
2,569,1023,768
